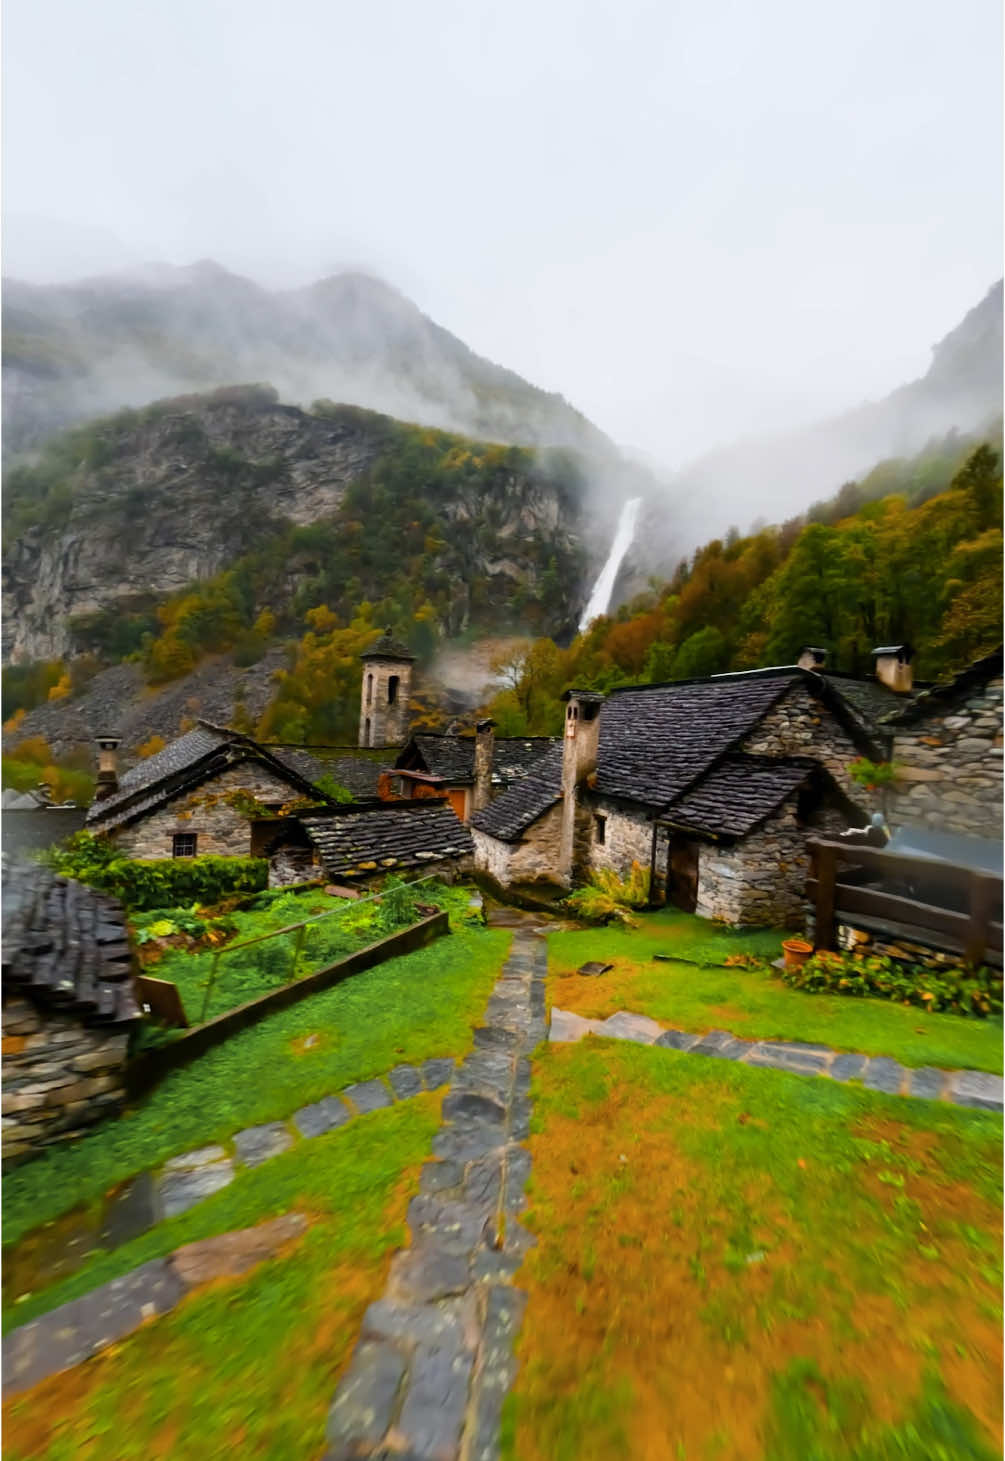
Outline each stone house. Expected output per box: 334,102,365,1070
85,721,334,870
472,664,880,925
298,801,474,883
883,648,1003,838
390,723,558,823
358,630,415,748
3,864,140,1165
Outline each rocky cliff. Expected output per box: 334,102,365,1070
3,386,592,665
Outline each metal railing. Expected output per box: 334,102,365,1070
198,875,441,1023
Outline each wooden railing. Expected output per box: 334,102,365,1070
806,840,1004,967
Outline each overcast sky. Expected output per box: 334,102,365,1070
3,0,1001,463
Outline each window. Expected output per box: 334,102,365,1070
172,833,197,858
364,716,371,746
388,674,399,706
366,673,373,707
594,815,606,845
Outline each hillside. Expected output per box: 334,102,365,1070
633,280,1004,569
2,263,615,460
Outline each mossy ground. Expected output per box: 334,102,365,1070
549,910,1004,1074
3,1097,441,1461
504,1039,1003,1461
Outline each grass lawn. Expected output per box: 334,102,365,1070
3,924,509,1248
504,1039,1003,1461
3,1097,441,1460
549,911,1004,1074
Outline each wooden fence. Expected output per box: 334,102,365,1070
806,840,1003,967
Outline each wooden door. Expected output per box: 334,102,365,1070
667,836,699,913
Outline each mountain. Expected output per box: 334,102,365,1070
2,388,592,666
633,279,1004,568
2,262,615,460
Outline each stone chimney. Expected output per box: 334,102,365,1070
558,690,604,886
797,646,827,671
871,644,914,694
472,719,495,814
94,735,121,801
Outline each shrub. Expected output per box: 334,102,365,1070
566,862,651,926
781,949,1002,1018
44,832,266,910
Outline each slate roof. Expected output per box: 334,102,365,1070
821,674,907,729
469,744,564,842
300,800,473,878
660,755,824,839
398,734,557,787
881,647,1004,726
87,722,324,833
2,864,139,1024
360,629,416,661
269,745,398,798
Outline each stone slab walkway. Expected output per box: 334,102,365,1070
324,926,548,1461
6,1058,457,1307
3,1214,307,1396
550,1007,1005,1111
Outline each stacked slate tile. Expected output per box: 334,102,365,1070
300,801,473,878
469,745,564,842
663,755,820,838
2,864,139,1025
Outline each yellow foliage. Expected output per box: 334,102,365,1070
137,734,167,759
47,673,72,702
3,708,27,735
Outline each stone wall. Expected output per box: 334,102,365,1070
471,802,564,888
3,998,129,1165
741,685,864,804
110,763,299,860
694,796,847,928
359,659,413,748
588,798,653,881
889,676,1003,837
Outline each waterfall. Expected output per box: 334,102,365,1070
579,497,642,630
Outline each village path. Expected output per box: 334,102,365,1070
323,913,547,1461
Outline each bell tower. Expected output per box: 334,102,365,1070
359,629,416,748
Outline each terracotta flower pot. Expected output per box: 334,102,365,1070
782,938,814,971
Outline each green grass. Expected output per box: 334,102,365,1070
549,909,1004,1073
3,1098,441,1459
504,1038,1003,1461
3,924,508,1248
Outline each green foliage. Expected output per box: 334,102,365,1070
847,757,899,790
782,949,1002,1017
44,831,266,909
566,862,651,925
314,773,354,803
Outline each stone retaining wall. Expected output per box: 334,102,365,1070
889,676,1003,837
2,999,129,1165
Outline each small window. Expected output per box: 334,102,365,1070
364,716,372,746
388,674,399,706
172,833,197,858
366,673,373,707
594,815,606,845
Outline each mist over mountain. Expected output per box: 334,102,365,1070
640,279,1004,565
2,262,616,461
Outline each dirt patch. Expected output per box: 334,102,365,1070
550,961,646,1021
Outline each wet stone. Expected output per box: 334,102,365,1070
443,1091,506,1126
463,1155,502,1212
325,1339,406,1455
743,1043,827,1073
654,1029,701,1053
389,1240,470,1303
420,1057,455,1091
468,1287,528,1461
163,1144,228,1173
343,1079,393,1114
159,1160,235,1218
431,1123,504,1164
100,1171,159,1249
396,1337,474,1461
408,1195,490,1255
361,1296,473,1350
388,1065,424,1100
474,1025,520,1051
692,1033,748,1060
829,1053,868,1083
862,1058,907,1095
419,1159,464,1196
948,1069,1005,1112
548,1008,603,1043
907,1067,947,1102
600,1010,664,1044
503,1146,532,1215
233,1122,293,1168
510,1095,533,1140
293,1096,351,1139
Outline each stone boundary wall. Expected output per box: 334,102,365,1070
3,1000,130,1166
127,911,450,1098
695,800,847,928
471,803,563,889
111,763,301,860
889,675,1003,837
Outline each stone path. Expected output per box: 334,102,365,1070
324,927,548,1461
550,1008,1005,1111
6,1058,457,1305
3,1214,308,1396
